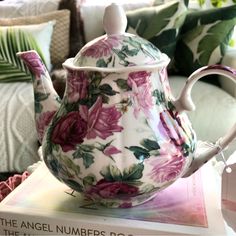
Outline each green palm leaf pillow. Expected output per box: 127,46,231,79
0,21,54,83
126,0,188,62
174,5,236,76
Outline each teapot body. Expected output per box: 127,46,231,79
42,66,196,208
18,3,236,208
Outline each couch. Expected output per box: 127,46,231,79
0,0,235,179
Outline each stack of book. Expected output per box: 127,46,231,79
0,161,227,235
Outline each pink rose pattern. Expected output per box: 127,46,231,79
86,179,139,199
18,50,45,77
51,111,87,152
81,35,121,58
103,145,121,156
159,109,195,149
50,96,123,152
127,71,153,118
148,154,185,183
67,70,88,103
79,97,123,140
127,71,151,87
147,142,186,183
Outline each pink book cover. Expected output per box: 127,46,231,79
2,162,208,228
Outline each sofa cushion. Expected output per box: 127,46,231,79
126,0,188,64
0,10,70,68
0,21,54,82
174,5,236,77
0,82,40,173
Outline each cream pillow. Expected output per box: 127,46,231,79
0,82,40,173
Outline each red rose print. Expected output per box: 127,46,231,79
51,111,87,152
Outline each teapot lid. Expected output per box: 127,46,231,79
72,3,169,70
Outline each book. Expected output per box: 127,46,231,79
0,161,227,236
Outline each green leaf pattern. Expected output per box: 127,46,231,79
126,1,188,59
100,163,144,182
175,5,236,75
126,138,160,161
0,27,45,82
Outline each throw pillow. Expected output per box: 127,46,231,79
0,21,54,83
0,10,70,68
0,82,40,173
174,5,236,76
126,0,188,63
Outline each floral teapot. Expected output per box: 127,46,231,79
18,3,236,208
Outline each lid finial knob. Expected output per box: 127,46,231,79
103,3,127,36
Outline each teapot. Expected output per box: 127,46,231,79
18,3,236,208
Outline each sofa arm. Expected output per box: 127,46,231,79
219,48,236,98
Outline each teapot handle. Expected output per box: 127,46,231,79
173,65,236,177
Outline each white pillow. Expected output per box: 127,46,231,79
0,82,40,173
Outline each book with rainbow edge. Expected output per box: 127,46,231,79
0,161,226,236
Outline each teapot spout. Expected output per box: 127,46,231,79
17,50,61,143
